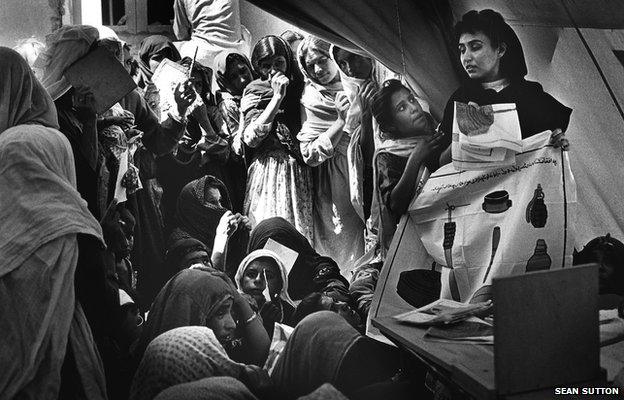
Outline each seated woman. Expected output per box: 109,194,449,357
370,79,446,254
297,36,365,275
235,249,297,337
272,311,415,400
248,217,350,302
133,268,270,369
240,35,313,243
130,326,270,400
439,9,571,164
168,175,251,278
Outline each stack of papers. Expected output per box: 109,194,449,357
451,102,522,171
394,299,494,344
394,299,492,326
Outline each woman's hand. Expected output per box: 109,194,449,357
215,210,240,238
411,131,446,160
259,301,281,323
270,72,289,98
241,365,273,397
334,92,350,122
73,85,98,120
358,80,378,111
174,80,197,117
549,128,569,150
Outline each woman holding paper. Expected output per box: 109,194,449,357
439,9,571,165
234,249,296,337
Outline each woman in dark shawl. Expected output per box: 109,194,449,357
136,35,182,91
168,175,250,278
133,268,269,368
248,217,349,302
438,9,571,165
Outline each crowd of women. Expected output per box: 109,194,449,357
1,8,588,400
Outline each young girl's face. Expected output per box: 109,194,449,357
258,55,287,79
206,298,236,344
241,258,282,301
304,49,339,85
458,31,505,82
388,87,430,137
226,60,254,96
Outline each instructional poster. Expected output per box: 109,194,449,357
367,131,577,342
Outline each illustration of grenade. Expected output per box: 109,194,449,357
443,221,456,269
526,184,548,228
525,239,552,272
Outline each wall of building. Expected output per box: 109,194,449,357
0,0,60,47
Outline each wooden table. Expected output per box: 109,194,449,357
372,317,624,399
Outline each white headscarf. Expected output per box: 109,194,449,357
234,249,296,307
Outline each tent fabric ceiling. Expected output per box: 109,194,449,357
450,0,624,29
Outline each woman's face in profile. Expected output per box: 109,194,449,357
458,31,505,82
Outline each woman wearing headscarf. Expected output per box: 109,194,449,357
235,249,296,337
297,37,365,275
241,35,313,242
136,35,182,91
247,217,350,303
212,50,255,209
271,311,407,400
168,175,251,278
438,9,571,164
0,47,107,399
133,268,270,369
130,326,268,400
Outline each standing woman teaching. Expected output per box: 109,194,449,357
439,9,571,164
240,35,313,243
297,37,365,275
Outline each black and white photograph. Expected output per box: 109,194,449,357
1,0,624,398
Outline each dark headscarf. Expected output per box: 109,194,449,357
0,47,58,133
137,35,181,85
172,175,232,250
170,175,248,278
248,217,348,300
243,35,305,145
271,311,360,399
214,51,256,96
134,268,234,361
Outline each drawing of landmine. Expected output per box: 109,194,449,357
456,102,494,136
443,203,469,301
525,239,551,272
481,226,501,283
526,184,548,228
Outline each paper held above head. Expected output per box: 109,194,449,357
65,46,137,114
151,58,203,122
263,238,299,275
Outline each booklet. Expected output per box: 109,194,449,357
65,46,136,114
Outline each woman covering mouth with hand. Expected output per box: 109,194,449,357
438,9,572,166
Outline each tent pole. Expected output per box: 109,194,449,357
560,0,624,124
